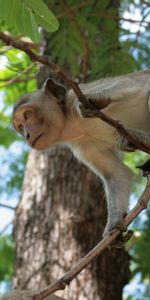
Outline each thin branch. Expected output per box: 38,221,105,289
0,203,15,210
57,9,149,27
51,0,92,18
87,14,149,26
0,62,36,87
135,9,150,43
0,65,35,87
0,76,35,88
0,32,86,103
33,174,150,300
0,31,150,154
120,17,149,25
0,222,12,235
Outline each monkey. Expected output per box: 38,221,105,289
12,69,150,236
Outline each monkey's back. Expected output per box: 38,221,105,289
80,69,150,133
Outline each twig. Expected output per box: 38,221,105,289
56,1,150,25
0,64,35,87
135,9,150,44
86,14,149,26
0,203,16,210
33,174,150,300
0,76,35,88
51,0,92,18
0,222,12,235
0,32,86,103
0,31,150,154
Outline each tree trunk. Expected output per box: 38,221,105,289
13,147,130,300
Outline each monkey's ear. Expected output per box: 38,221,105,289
43,78,66,101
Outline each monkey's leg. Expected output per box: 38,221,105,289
76,148,132,237
103,155,133,237
116,128,150,152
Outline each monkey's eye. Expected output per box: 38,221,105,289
24,110,32,120
18,124,23,133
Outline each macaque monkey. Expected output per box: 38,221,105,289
12,70,150,236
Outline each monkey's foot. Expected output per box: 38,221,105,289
88,96,111,110
110,230,133,248
116,128,150,152
103,219,127,237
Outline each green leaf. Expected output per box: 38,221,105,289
0,0,11,21
27,0,59,32
0,0,21,27
34,13,56,32
0,235,15,281
16,4,40,43
29,10,40,42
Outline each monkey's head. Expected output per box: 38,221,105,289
12,79,67,150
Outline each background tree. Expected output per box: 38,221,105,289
0,1,150,299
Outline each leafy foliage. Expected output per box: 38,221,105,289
133,208,150,280
124,152,149,196
0,0,59,42
0,235,15,281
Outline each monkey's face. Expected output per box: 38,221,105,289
12,80,66,150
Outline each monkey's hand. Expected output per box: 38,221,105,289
79,95,111,117
116,128,150,152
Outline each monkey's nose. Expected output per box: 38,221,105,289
25,132,30,140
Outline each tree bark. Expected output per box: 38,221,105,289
13,148,130,300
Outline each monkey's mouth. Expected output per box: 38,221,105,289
32,133,45,147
